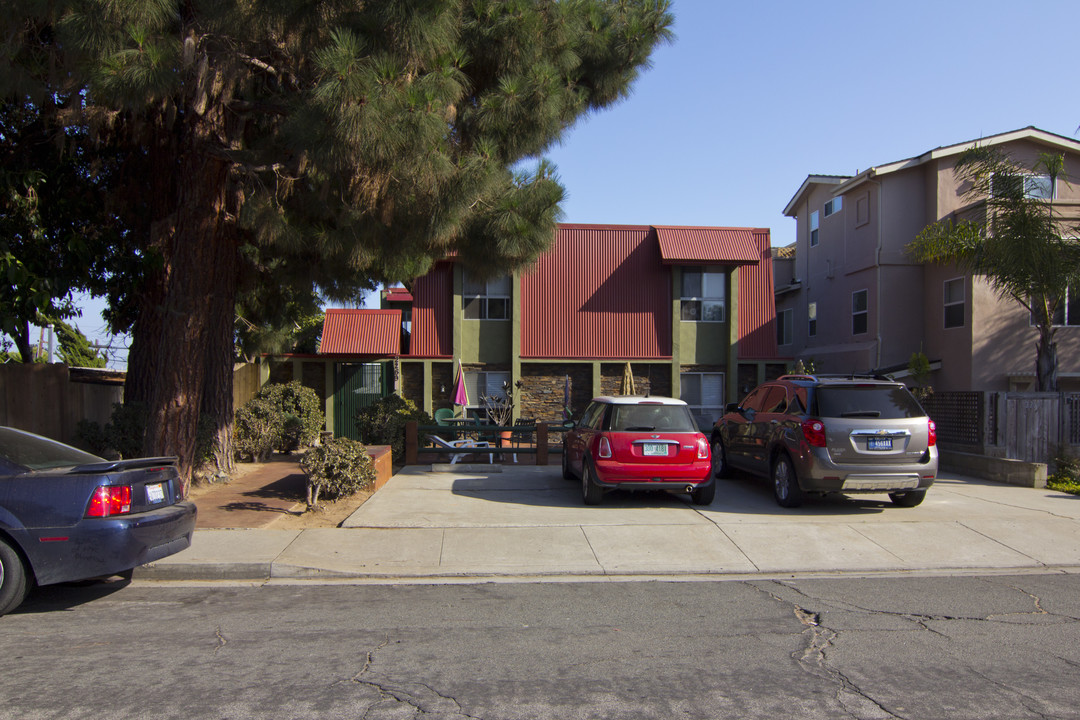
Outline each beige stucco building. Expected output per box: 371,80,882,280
777,127,1080,392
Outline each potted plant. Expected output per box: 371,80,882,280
483,381,523,452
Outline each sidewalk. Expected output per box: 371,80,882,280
191,456,309,529
138,461,1080,583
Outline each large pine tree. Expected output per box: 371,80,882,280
2,0,672,485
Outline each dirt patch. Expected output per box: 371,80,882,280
267,489,374,529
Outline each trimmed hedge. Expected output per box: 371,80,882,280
300,437,375,511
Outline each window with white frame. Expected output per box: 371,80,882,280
810,211,820,247
464,370,510,419
992,173,1054,200
808,301,818,337
1030,287,1080,327
463,272,511,320
852,289,868,335
824,196,843,217
777,308,793,346
944,277,965,329
680,372,725,431
681,267,726,322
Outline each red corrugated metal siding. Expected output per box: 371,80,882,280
520,225,670,359
319,309,401,355
655,226,761,265
410,262,452,357
737,229,780,359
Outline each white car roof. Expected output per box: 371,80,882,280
591,395,687,406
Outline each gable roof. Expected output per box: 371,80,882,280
319,309,401,355
782,175,851,218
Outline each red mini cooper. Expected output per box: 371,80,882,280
562,396,714,506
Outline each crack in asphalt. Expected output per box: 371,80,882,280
213,626,227,654
338,634,482,719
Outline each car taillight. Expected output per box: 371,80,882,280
86,485,132,517
802,419,827,448
928,419,937,447
696,437,709,459
598,436,612,459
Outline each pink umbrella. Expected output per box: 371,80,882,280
453,361,469,406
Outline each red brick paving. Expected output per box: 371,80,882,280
191,456,306,529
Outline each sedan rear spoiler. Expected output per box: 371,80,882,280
69,457,179,473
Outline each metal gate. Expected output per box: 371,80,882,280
334,362,392,440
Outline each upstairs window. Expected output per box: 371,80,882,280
992,173,1054,200
463,272,511,320
808,301,818,337
681,268,726,322
944,278,965,329
824,196,843,217
777,308,793,346
810,211,820,247
852,289,868,335
1030,287,1080,327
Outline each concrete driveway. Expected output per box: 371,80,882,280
144,464,1080,582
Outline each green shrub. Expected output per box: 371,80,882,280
1049,448,1080,496
354,394,432,463
300,437,375,511
234,395,280,462
77,402,147,459
234,381,324,460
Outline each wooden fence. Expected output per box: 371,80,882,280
924,390,1080,464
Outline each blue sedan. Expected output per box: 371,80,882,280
0,426,196,615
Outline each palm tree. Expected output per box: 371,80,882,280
908,147,1080,391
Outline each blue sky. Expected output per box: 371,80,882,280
67,0,1080,366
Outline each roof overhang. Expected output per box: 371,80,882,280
783,176,851,218
654,226,762,266
319,309,401,355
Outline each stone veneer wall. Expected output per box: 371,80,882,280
519,363,592,422
400,363,425,409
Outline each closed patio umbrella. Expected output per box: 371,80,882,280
620,362,636,395
453,360,469,407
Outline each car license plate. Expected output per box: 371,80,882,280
642,443,668,456
867,437,893,451
146,483,166,504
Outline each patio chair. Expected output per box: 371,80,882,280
434,408,455,426
427,434,493,465
509,418,536,464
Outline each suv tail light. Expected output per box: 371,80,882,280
597,436,613,459
86,485,132,517
802,419,827,448
696,437,709,459
928,419,937,447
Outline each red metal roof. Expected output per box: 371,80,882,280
655,226,761,265
382,286,413,303
737,229,780,360
319,309,401,355
520,225,671,359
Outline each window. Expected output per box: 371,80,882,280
944,278,965,329
992,173,1054,200
777,309,793,346
464,370,510,418
759,385,788,414
1030,287,1080,327
680,372,725,430
807,301,818,338
681,268,726,322
852,289,868,335
463,272,511,320
824,196,843,217
810,211,820,247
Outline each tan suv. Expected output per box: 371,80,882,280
712,375,938,508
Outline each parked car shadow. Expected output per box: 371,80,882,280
12,575,133,615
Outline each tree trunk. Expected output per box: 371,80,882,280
1036,326,1058,392
14,319,33,363
201,225,239,480
138,151,233,492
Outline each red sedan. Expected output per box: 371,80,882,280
562,396,714,506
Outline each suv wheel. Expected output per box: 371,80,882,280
889,490,926,507
771,453,803,508
581,462,603,506
711,437,730,479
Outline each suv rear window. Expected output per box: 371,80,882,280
609,404,698,432
811,386,925,419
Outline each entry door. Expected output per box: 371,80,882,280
334,363,391,440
